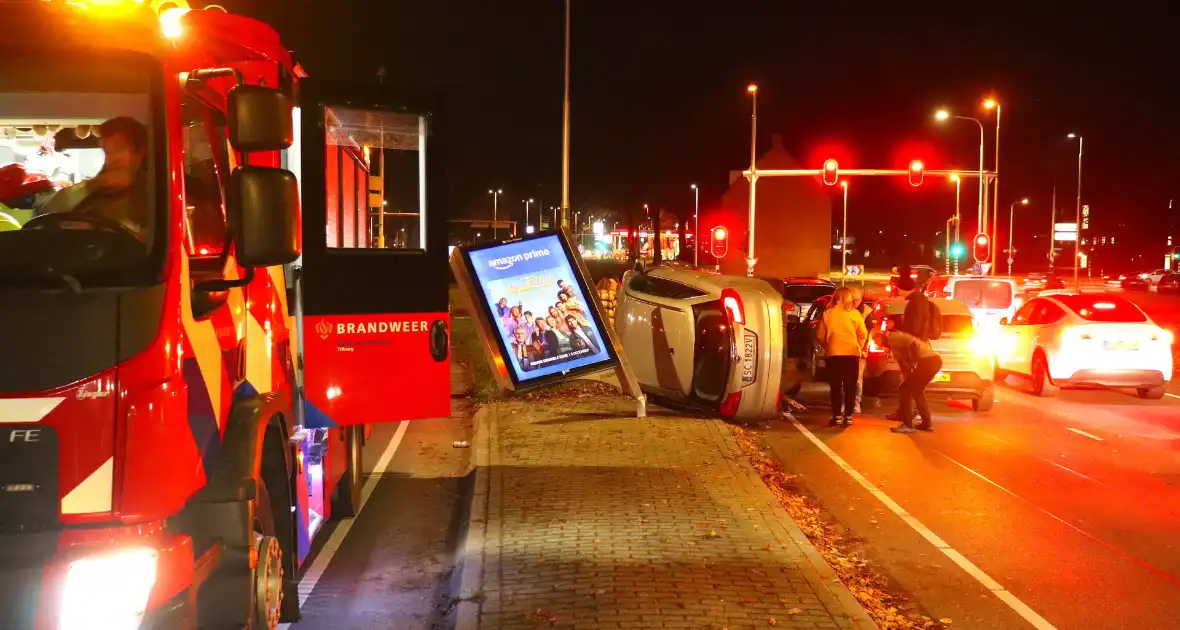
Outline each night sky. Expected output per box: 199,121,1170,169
236,0,1179,268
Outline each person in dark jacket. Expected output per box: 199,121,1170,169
896,268,933,341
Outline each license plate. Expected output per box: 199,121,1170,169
933,372,951,382
741,331,758,382
1104,340,1139,350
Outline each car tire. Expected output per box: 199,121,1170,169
972,385,995,411
1031,353,1059,397
1137,386,1166,400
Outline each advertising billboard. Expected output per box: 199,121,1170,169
455,231,620,389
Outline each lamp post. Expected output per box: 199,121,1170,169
523,198,533,233
1008,198,1028,275
984,98,1001,275
950,174,962,275
488,188,502,240
559,0,571,230
936,110,986,246
691,183,700,268
840,180,848,285
746,83,758,276
945,216,958,274
1067,133,1084,291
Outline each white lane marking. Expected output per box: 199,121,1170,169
1066,427,1103,441
789,418,1057,630
1166,393,1180,400
1049,462,1093,481
280,421,409,624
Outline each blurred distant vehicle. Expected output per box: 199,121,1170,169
863,297,995,410
616,265,785,420
1157,272,1179,294
885,265,939,297
994,293,1173,399
1023,273,1067,294
1105,274,1149,291
925,276,1020,327
1144,269,1170,286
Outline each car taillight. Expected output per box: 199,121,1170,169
722,288,744,325
867,336,887,354
1151,328,1174,345
720,391,743,417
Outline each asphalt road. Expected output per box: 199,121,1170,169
761,289,1180,629
280,400,474,630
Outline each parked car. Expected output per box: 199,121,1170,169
762,276,836,321
1023,273,1067,294
863,297,995,410
926,276,1021,328
885,265,939,296
616,265,785,420
994,293,1173,399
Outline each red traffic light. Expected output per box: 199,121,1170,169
710,226,729,259
972,233,990,263
908,160,924,186
822,159,839,186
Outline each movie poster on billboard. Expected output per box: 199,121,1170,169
457,232,620,389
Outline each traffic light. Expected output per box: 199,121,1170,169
973,233,990,263
949,242,965,260
908,160,924,186
710,226,729,258
822,159,839,186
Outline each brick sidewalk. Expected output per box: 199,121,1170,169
456,390,875,630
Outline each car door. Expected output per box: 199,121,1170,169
289,79,450,428
804,297,830,370
999,299,1040,374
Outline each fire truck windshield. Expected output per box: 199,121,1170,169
0,49,163,289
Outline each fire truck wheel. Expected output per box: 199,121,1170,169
259,429,302,623
331,425,364,518
253,533,284,630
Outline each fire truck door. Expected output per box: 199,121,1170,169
288,79,450,427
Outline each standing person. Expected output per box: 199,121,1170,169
883,320,942,433
816,287,868,427
896,268,933,341
851,288,873,414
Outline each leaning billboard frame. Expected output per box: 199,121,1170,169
450,229,644,412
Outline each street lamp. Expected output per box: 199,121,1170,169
746,83,758,276
983,98,1001,276
1008,198,1029,275
950,174,962,274
935,109,987,258
945,215,958,274
523,198,534,233
1067,133,1084,291
691,184,700,268
488,189,502,240
840,180,849,285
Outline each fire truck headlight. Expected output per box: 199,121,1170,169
60,547,158,630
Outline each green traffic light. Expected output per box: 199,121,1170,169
950,243,966,259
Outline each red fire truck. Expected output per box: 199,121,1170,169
0,1,450,628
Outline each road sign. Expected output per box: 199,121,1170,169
844,265,863,277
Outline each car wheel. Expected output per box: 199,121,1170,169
972,385,995,411
1137,386,1166,400
993,360,1008,385
1031,353,1058,397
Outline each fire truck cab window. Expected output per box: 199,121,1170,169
181,97,229,268
323,106,427,250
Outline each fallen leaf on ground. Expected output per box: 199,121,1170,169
532,608,557,622
787,607,802,614
939,619,952,624
768,618,777,625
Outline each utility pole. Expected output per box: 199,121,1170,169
1048,184,1056,274
559,0,571,231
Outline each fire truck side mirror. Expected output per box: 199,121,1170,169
228,165,301,267
227,85,293,153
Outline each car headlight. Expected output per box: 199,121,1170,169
60,547,158,630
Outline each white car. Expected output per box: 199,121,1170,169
926,276,1021,329
616,265,784,420
994,293,1174,398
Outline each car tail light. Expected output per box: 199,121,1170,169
867,336,887,354
720,391,743,417
1151,328,1174,345
722,288,744,325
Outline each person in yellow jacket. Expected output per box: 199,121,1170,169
817,287,868,426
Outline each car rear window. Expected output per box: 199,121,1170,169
786,285,834,304
953,280,1013,310
1054,295,1148,323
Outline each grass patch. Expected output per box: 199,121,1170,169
450,315,505,403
